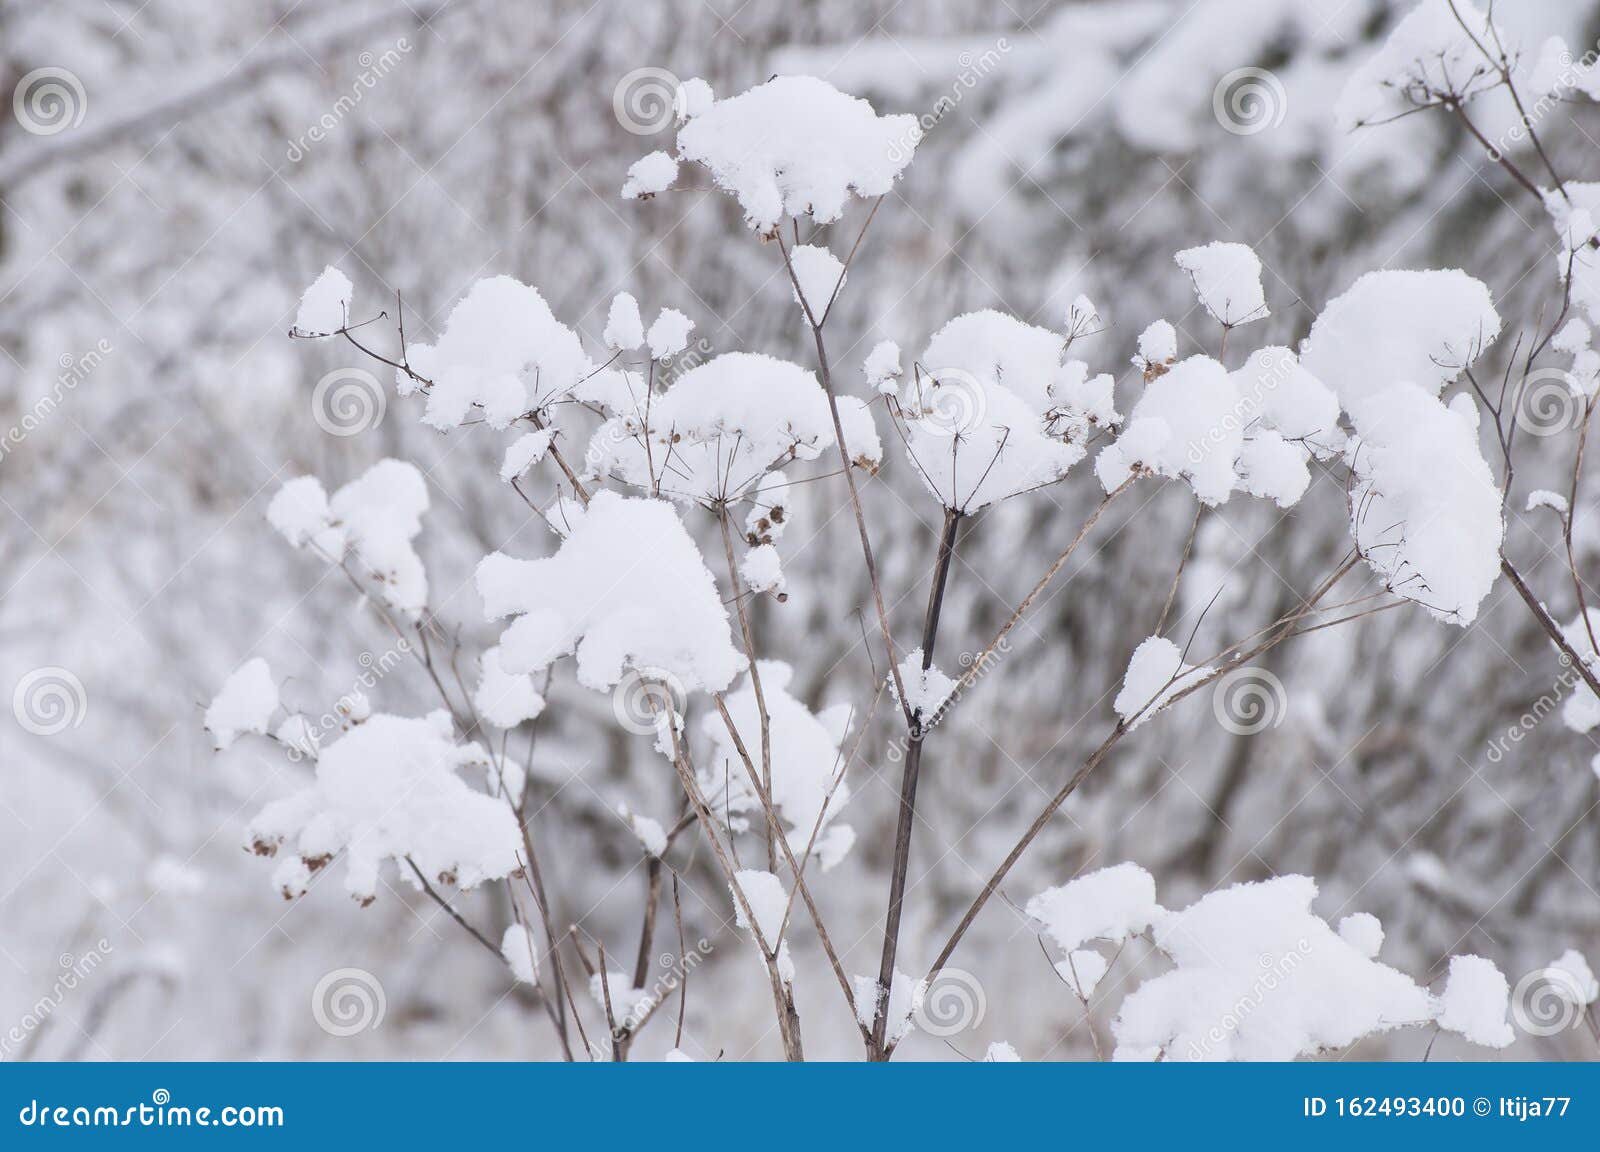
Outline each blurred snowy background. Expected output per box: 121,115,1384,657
4,0,1600,1061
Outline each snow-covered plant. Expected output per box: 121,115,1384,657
197,15,1600,1061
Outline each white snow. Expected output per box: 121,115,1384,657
1526,489,1570,516
740,543,785,596
272,459,430,616
892,648,957,720
983,1041,1022,1062
863,339,902,393
1545,184,1600,327
674,76,918,232
1558,609,1600,733
852,967,925,1043
1137,320,1177,368
589,970,649,1024
1335,0,1500,131
266,475,344,556
1112,636,1211,727
204,658,279,750
1337,912,1384,959
1174,242,1268,328
474,645,545,729
1435,955,1514,1049
1293,270,1504,624
1113,875,1439,1061
675,77,714,120
404,276,592,430
1345,381,1504,625
292,266,352,336
788,243,845,318
618,804,667,857
247,710,521,904
620,150,678,200
902,310,1097,510
602,292,645,352
1099,349,1334,508
585,351,877,505
1025,863,1160,953
499,429,556,483
477,491,745,695
501,923,540,985
646,308,694,360
701,661,855,868
1299,269,1502,409
1549,949,1600,1006
731,868,795,985
1059,949,1110,999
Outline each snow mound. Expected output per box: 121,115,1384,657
675,76,918,232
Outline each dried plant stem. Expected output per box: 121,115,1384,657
869,505,962,1059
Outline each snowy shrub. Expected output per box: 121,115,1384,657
188,4,1600,1063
